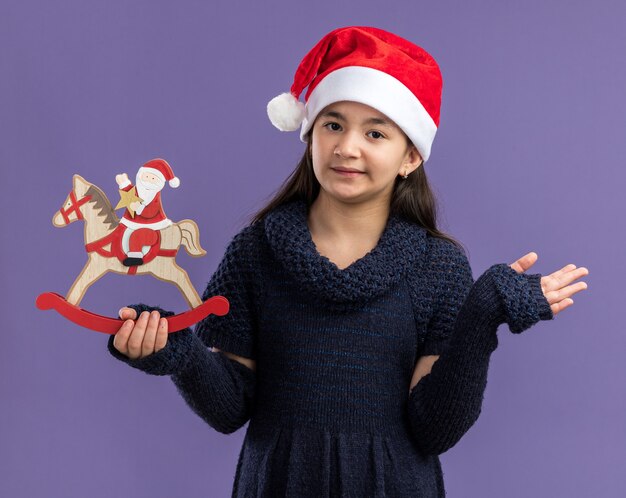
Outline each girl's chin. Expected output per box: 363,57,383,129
318,187,387,206
319,186,363,201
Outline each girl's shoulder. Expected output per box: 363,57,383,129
420,231,474,282
214,221,269,278
224,220,266,253
228,200,298,251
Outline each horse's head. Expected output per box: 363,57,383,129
52,175,94,227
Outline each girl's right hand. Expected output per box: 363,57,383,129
509,252,589,316
113,307,169,359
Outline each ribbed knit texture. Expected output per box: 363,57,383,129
107,199,554,497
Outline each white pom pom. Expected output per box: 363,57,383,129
267,92,306,131
169,177,180,188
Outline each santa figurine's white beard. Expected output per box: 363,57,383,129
135,172,164,205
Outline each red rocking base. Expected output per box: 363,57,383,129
36,292,229,334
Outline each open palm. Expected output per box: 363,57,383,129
510,252,589,316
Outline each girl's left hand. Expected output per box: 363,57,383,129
509,252,589,316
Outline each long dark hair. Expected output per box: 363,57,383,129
250,130,466,253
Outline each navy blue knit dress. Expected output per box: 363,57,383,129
108,199,554,497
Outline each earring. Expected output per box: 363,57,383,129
402,171,409,179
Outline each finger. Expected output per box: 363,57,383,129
141,311,161,357
118,307,138,320
113,319,135,356
544,281,588,305
541,264,576,292
543,266,589,293
551,263,577,279
551,297,574,316
127,311,149,359
509,252,538,274
154,318,169,353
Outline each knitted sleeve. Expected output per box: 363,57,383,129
105,224,262,434
407,246,554,456
420,243,475,356
194,224,261,359
170,226,263,432
106,303,256,434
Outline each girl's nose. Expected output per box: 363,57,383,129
334,131,361,159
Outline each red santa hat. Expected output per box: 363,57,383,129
138,158,180,188
266,26,443,162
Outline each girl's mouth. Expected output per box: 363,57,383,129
332,167,364,177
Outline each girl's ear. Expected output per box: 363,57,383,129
403,145,423,173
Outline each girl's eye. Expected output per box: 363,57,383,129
367,131,385,140
323,122,342,131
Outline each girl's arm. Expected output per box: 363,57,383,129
407,259,554,456
170,333,256,435
212,347,256,371
107,303,256,435
107,226,262,434
409,354,439,392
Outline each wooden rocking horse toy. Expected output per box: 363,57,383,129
36,166,229,333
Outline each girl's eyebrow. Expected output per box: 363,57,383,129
320,110,394,128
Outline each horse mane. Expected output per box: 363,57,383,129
86,185,119,229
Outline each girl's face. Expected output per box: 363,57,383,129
310,100,422,207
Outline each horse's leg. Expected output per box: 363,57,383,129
142,258,202,308
65,255,110,306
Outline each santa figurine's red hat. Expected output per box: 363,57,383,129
139,158,180,188
266,26,443,162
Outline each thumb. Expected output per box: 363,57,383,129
118,307,137,320
509,251,538,274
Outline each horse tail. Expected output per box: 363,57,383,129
177,220,207,257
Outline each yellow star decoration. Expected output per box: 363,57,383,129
114,187,143,218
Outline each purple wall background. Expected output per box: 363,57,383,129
2,0,624,496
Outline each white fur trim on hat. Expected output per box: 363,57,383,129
267,92,306,131
299,66,438,162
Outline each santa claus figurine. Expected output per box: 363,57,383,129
115,158,180,266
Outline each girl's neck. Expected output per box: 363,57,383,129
308,192,391,244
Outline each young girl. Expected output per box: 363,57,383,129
107,26,589,497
